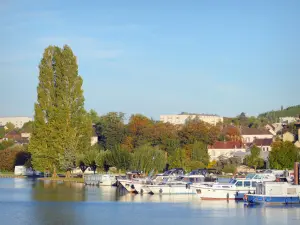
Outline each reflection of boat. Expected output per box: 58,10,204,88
118,192,199,203
244,182,300,204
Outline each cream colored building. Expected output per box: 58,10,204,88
0,117,32,129
240,127,274,144
160,113,223,125
208,141,246,161
283,132,295,142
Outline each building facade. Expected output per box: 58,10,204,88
208,141,246,161
160,113,223,125
241,127,274,144
0,117,32,129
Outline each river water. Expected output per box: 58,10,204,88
0,178,299,225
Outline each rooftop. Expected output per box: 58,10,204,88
240,127,272,135
253,138,273,147
209,141,244,149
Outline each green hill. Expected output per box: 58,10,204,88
258,105,300,122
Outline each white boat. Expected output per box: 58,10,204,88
245,181,300,204
194,179,257,200
147,175,212,195
84,174,116,186
118,168,185,193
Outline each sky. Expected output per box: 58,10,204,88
1,0,300,120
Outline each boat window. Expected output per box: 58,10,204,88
244,181,250,187
252,181,257,187
245,174,255,179
229,179,237,184
254,174,262,179
236,181,243,187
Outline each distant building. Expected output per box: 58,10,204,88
208,141,246,161
0,117,32,129
251,138,273,152
4,130,22,141
240,127,273,144
279,117,297,124
160,113,223,126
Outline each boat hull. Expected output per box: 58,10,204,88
148,185,196,195
133,183,151,194
245,194,300,204
194,186,255,200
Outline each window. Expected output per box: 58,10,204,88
236,181,243,187
244,181,250,187
252,182,257,187
266,147,269,151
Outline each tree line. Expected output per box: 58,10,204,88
2,45,298,175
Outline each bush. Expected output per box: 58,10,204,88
0,140,15,150
0,149,30,171
222,164,236,174
186,161,206,172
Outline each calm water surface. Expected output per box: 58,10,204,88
0,178,300,225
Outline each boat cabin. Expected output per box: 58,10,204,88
218,179,258,189
255,182,300,196
181,175,205,184
244,173,276,182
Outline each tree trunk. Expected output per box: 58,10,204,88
66,170,71,178
52,168,58,178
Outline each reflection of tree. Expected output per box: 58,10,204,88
32,181,85,202
30,181,86,225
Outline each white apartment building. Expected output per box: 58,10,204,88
279,117,297,124
0,117,32,129
160,113,223,125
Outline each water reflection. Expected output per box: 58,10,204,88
0,178,300,225
32,180,85,202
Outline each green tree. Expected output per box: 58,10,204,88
168,148,187,169
21,121,33,133
245,146,264,170
131,145,166,173
0,126,6,139
96,112,126,150
191,141,209,165
5,122,15,132
269,141,300,169
89,109,100,124
28,45,92,172
105,145,132,170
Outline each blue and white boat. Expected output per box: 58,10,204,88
245,182,300,204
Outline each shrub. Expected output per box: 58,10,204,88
0,149,30,171
222,164,236,174
186,161,206,172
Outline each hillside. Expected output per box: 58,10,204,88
258,105,300,121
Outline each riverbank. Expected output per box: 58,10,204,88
38,177,84,183
0,172,24,178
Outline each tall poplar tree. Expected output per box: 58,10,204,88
29,45,92,172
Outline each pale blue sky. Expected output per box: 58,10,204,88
1,0,299,119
